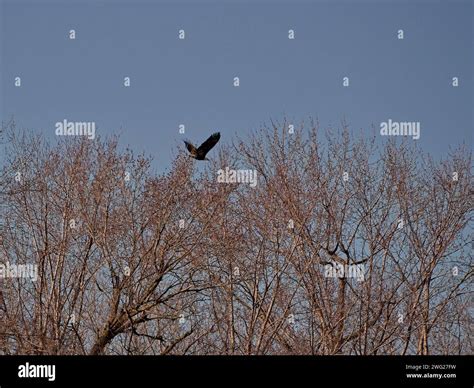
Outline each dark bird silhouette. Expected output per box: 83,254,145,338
184,132,221,160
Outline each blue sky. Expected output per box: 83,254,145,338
1,0,472,171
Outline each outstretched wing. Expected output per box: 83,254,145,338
197,132,221,156
184,140,198,156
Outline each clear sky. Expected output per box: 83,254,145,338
1,0,472,171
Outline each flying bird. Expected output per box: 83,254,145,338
184,132,221,160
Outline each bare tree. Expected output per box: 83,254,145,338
0,120,471,355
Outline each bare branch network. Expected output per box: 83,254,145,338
0,120,472,355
